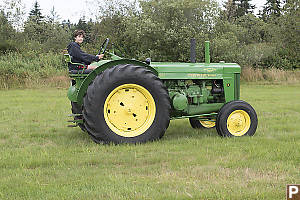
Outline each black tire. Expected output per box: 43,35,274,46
71,102,86,132
189,118,216,129
216,100,258,137
82,64,170,144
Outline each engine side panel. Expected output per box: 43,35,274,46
164,79,228,118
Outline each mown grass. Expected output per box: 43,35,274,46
0,84,299,199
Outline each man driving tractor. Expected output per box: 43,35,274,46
67,30,104,70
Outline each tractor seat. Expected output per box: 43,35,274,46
64,54,92,75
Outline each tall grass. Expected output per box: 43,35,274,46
241,66,300,84
0,52,68,89
0,52,299,89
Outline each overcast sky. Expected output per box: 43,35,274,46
22,0,266,23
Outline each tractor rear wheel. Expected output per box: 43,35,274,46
83,64,170,144
216,100,257,137
189,118,216,129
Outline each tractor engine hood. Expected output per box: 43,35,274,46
150,62,241,80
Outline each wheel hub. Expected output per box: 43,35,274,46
227,110,251,136
104,84,156,137
199,120,216,128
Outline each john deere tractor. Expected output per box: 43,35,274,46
65,39,258,144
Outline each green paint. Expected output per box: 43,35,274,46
75,59,157,105
205,41,210,64
66,41,241,120
67,85,77,102
151,62,239,80
172,93,188,111
187,103,223,115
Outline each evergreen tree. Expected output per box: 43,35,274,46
224,0,238,21
28,1,44,24
235,0,255,18
261,0,281,21
223,0,255,21
48,6,60,24
0,10,17,52
24,1,47,42
282,0,299,13
76,17,88,31
62,19,71,29
0,10,15,40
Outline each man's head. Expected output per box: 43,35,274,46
73,30,85,44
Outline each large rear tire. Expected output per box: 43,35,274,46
216,100,258,137
83,64,170,144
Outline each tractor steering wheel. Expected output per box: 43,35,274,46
98,38,109,55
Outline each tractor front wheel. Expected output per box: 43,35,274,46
83,64,170,144
216,100,257,137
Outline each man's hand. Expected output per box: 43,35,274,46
97,54,104,59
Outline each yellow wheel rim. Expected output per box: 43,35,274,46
103,84,156,137
199,120,216,128
227,110,251,136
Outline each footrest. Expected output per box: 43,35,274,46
68,113,83,117
67,113,84,127
68,124,78,128
67,119,83,123
69,69,93,74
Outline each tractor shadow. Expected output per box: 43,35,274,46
60,127,94,144
163,119,219,141
60,119,219,145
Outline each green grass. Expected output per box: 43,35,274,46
0,84,299,199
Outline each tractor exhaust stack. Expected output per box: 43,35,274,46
190,38,196,63
190,39,211,64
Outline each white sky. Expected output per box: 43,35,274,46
22,0,266,23
22,0,99,23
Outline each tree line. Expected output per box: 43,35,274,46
0,0,299,69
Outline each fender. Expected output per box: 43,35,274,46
76,59,158,105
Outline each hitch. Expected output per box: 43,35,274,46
67,114,83,127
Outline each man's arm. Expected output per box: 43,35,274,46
68,42,100,65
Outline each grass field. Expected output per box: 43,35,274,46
0,83,299,199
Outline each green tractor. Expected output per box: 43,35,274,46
65,39,258,144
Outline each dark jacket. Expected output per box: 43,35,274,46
67,42,100,70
